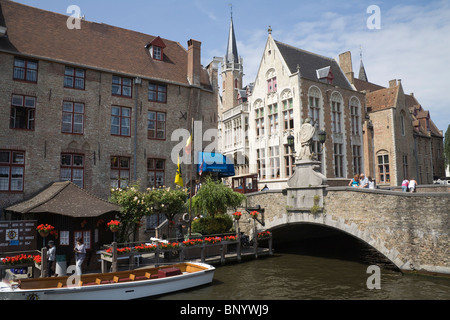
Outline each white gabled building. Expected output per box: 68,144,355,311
218,23,367,190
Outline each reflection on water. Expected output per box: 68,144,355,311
157,235,450,300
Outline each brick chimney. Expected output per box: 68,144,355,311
338,51,354,84
187,39,201,86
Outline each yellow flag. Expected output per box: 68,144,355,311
175,156,183,187
185,135,192,155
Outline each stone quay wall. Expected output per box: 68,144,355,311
239,187,450,275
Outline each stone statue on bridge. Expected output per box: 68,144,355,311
297,118,315,161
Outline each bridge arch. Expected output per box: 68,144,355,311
260,212,406,271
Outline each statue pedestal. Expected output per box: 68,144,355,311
286,160,327,210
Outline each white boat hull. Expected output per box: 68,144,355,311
0,262,214,300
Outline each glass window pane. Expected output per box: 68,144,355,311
11,95,23,106
74,103,84,113
112,84,121,95
14,58,25,67
111,157,119,168
122,86,131,97
75,78,84,89
121,108,130,117
12,152,24,164
155,159,165,169
120,158,130,168
122,78,131,86
60,168,71,181
0,151,10,163
111,107,120,116
63,102,73,112
112,76,121,84
73,155,83,166
75,69,85,77
61,154,72,166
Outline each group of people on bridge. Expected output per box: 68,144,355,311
348,173,375,189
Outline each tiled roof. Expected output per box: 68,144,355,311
274,40,353,90
366,86,398,112
6,181,120,217
0,0,211,88
353,78,385,92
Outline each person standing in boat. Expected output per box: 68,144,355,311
74,238,86,275
47,240,56,277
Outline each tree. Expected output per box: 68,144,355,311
109,183,149,242
192,177,246,217
445,124,450,172
109,184,189,242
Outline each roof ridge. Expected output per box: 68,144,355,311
2,0,175,45
67,181,119,206
274,39,336,62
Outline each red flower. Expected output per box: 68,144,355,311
249,211,259,217
36,224,55,233
107,220,121,228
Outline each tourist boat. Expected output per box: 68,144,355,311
0,262,215,300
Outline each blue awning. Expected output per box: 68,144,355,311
197,152,235,177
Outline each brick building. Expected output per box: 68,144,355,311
0,0,219,218
339,51,445,186
219,25,367,189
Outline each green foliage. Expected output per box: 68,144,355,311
109,183,188,242
192,177,246,217
444,124,450,168
145,186,188,222
191,214,233,235
109,183,149,242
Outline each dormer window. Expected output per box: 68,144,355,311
316,66,334,85
153,46,162,60
146,36,166,61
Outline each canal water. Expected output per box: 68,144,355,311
157,235,450,300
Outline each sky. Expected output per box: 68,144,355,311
12,0,450,132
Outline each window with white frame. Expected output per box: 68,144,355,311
255,104,265,137
59,231,70,246
267,77,277,93
110,156,130,188
282,98,294,130
350,98,360,136
334,143,344,177
308,87,321,128
257,148,266,180
269,146,280,179
10,94,36,130
352,145,362,176
62,101,84,134
377,153,390,183
60,153,84,188
74,231,91,250
0,150,25,192
268,104,278,135
331,93,343,133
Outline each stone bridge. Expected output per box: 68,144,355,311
239,187,450,275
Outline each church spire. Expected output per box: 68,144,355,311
358,46,368,82
225,11,239,66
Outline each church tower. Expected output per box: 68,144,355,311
221,14,243,112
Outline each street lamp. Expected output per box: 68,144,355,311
318,130,327,145
287,134,295,153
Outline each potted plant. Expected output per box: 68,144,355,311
107,220,121,232
249,211,259,219
36,224,55,238
232,211,242,221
